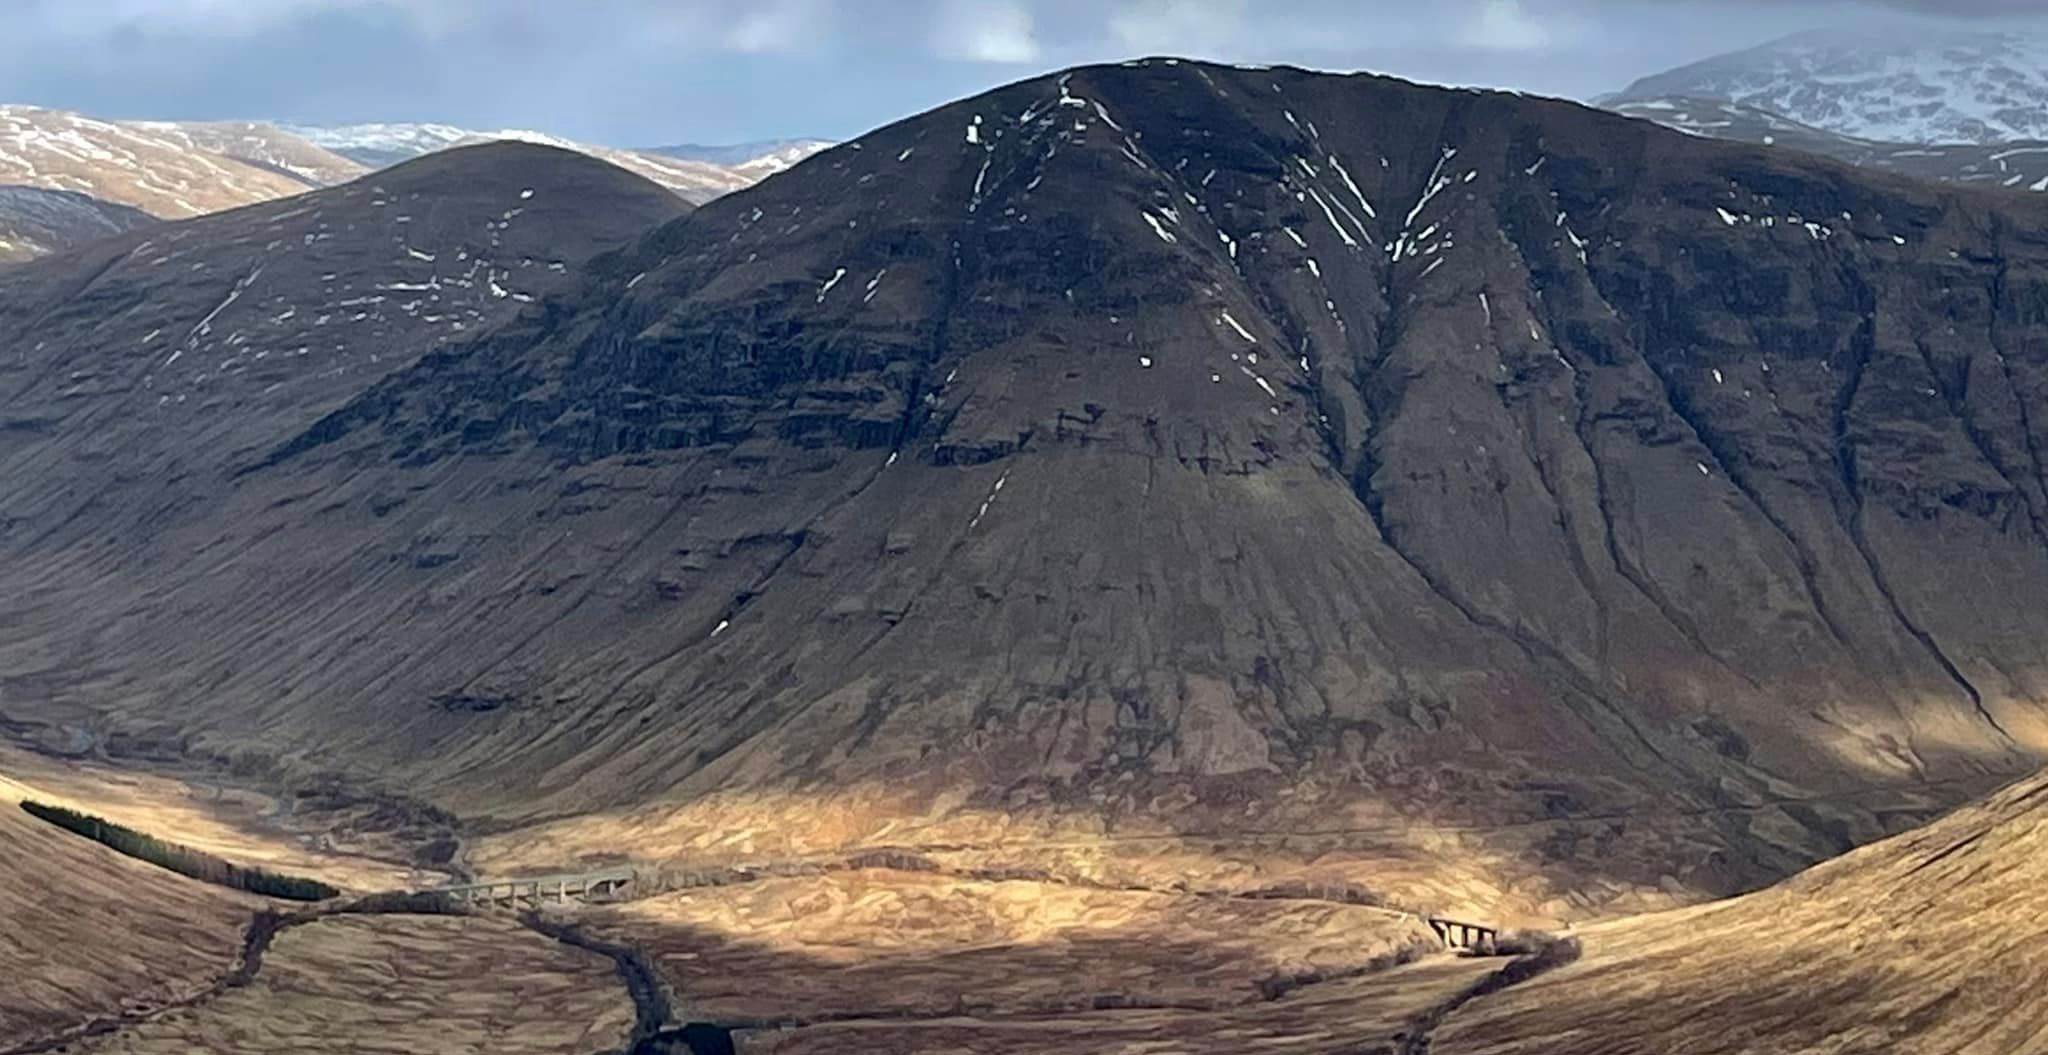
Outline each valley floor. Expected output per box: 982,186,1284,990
6,750,2045,1055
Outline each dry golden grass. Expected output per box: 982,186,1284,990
70,915,636,1054
0,106,315,218
465,772,1984,929
1436,771,2048,1055
467,789,1602,926
0,745,420,891
734,955,1502,1055
0,783,257,1045
584,868,1438,1024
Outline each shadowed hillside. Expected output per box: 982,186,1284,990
0,187,155,263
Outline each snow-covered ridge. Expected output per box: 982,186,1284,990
643,138,835,175
278,122,575,167
1612,28,2048,145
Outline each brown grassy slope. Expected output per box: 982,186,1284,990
735,955,1503,1055
0,744,426,891
0,106,320,218
584,869,1439,1023
70,915,636,1054
0,777,256,1043
1436,770,2048,1055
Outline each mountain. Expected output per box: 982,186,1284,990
1607,95,1872,154
1437,769,2048,1053
282,122,760,204
644,138,836,175
1610,28,2048,144
1612,95,2048,192
5,60,2048,929
0,105,354,220
0,138,684,449
140,120,369,187
0,186,155,263
273,121,487,169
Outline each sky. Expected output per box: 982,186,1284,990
3,0,2047,146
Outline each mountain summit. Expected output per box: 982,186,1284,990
5,61,2047,921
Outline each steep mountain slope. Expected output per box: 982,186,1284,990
1611,28,2048,144
1437,769,2048,1054
283,122,758,203
0,143,688,824
0,106,351,219
0,186,154,263
6,62,2048,922
1613,95,2048,192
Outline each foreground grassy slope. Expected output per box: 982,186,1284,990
0,744,436,891
737,955,1503,1055
1437,770,2048,1055
19,800,339,900
68,915,636,1055
0,776,255,1044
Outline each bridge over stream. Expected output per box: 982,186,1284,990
1426,917,1501,954
433,868,638,908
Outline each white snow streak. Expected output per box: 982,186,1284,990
1305,187,1359,248
1328,155,1376,218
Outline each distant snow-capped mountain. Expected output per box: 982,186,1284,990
1611,28,2048,145
278,122,568,168
644,139,834,175
279,122,779,203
